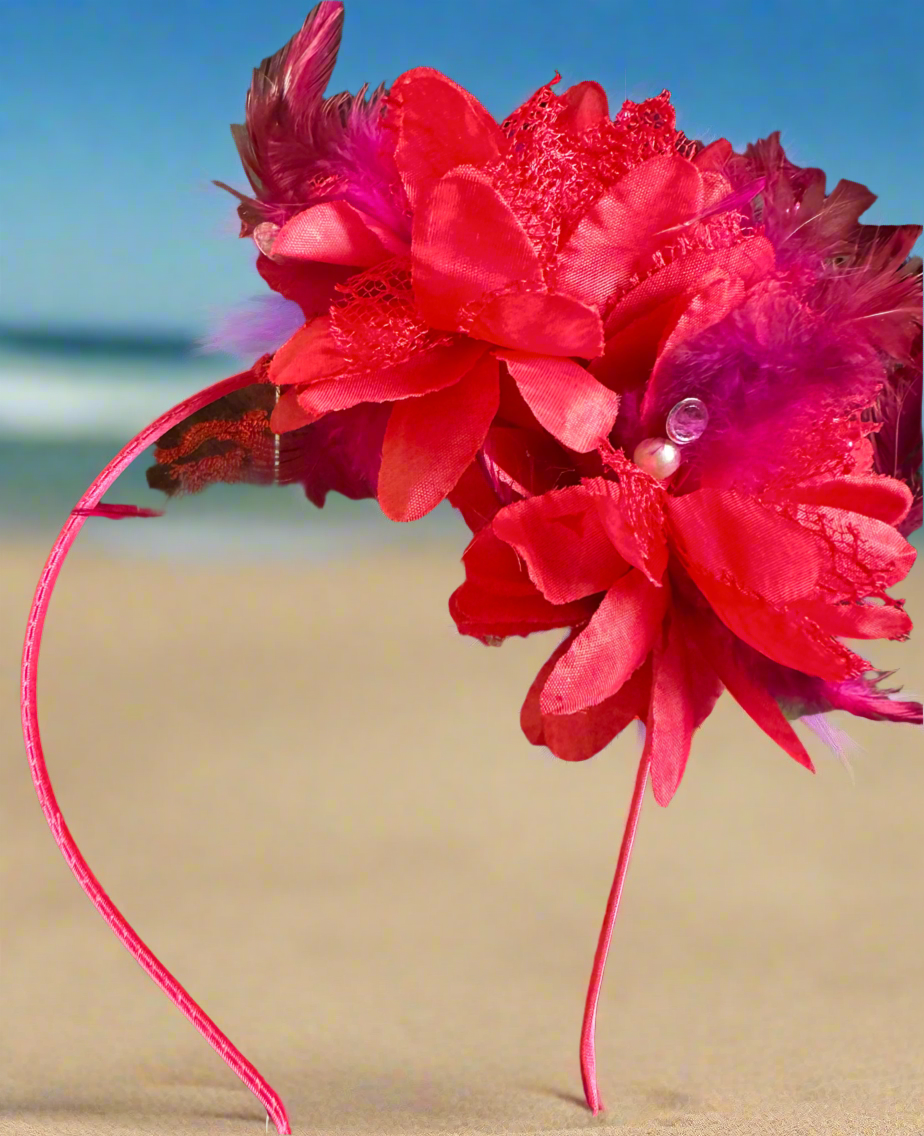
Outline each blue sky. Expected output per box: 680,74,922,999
3,0,921,335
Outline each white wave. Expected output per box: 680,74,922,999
0,373,214,439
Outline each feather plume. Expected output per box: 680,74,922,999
215,2,407,238
202,294,306,361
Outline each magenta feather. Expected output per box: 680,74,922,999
216,1,408,239
202,294,306,360
715,614,923,727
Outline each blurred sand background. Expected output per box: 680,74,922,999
2,533,922,1136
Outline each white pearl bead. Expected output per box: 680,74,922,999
632,437,681,479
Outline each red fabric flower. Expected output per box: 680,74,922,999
257,72,775,523
451,445,918,805
55,7,924,1129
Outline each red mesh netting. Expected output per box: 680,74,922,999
327,255,454,370
764,407,879,494
598,443,667,568
487,84,690,281
771,496,904,606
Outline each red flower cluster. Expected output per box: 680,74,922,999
20,5,917,1131
150,1,921,810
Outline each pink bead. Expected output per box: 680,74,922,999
632,437,681,479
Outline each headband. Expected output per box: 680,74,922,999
21,3,922,1132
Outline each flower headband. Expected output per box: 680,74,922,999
21,3,922,1132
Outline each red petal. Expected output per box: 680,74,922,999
587,477,669,584
481,423,571,499
590,292,690,393
451,528,592,641
686,567,865,682
645,607,722,806
447,460,503,533
412,167,543,330
691,139,736,171
603,237,775,338
521,634,651,762
794,598,912,641
693,139,733,172
492,485,628,604
556,154,704,309
640,274,747,419
378,354,500,522
389,68,505,210
667,492,871,681
777,503,917,592
270,387,319,432
462,526,552,597
269,317,344,386
271,201,405,266
789,475,913,528
468,291,604,358
667,489,826,605
450,584,592,642
691,611,815,773
278,402,391,507
256,256,353,320
698,171,736,212
558,81,610,133
294,339,487,417
499,350,621,453
540,570,669,715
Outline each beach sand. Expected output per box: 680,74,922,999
2,537,922,1135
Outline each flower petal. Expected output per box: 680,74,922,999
640,273,747,421
256,255,354,320
603,237,775,338
389,67,505,209
498,350,621,453
645,607,723,806
788,475,913,528
468,291,604,358
776,503,917,593
294,339,487,417
451,527,592,641
683,566,866,682
557,81,610,133
269,316,345,386
667,489,825,605
587,477,669,585
278,402,391,507
378,353,500,521
492,485,628,604
691,610,816,772
447,460,504,534
693,139,733,172
480,423,572,500
540,569,669,715
451,584,592,643
590,291,690,393
556,154,704,309
521,633,651,762
667,491,872,681
271,201,406,266
412,166,544,330
793,598,912,641
270,387,318,432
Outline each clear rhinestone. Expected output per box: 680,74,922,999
666,397,709,445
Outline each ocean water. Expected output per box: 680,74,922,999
0,332,466,563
